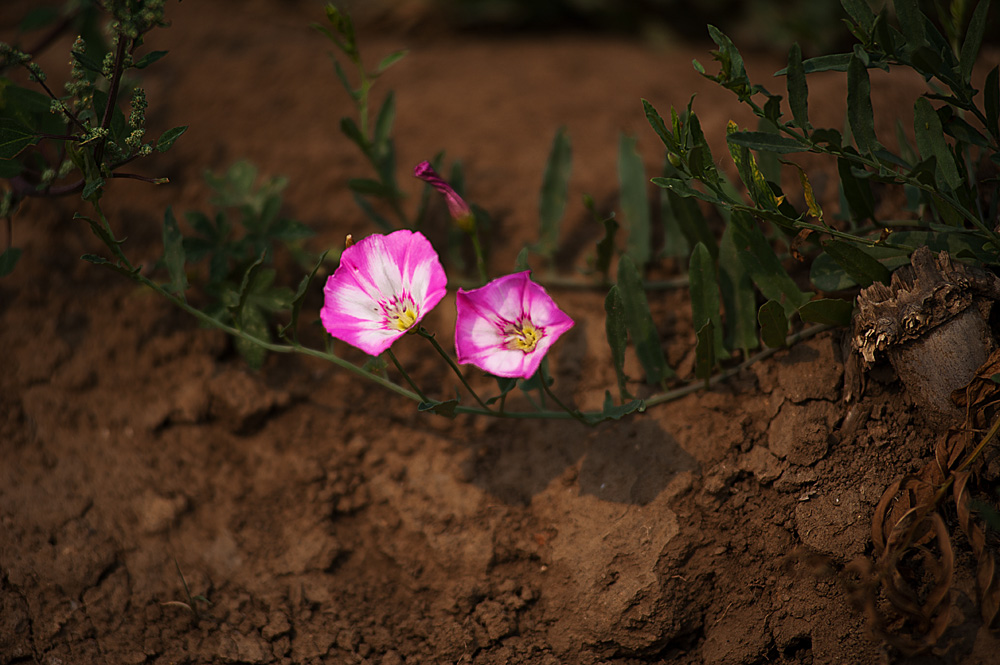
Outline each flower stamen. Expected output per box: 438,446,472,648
504,319,542,353
384,296,419,332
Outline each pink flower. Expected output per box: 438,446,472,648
414,161,475,231
321,230,447,356
455,271,574,379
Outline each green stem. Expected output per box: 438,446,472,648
538,371,590,426
386,348,429,402
417,327,491,410
469,229,489,285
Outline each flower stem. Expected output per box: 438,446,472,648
417,327,491,410
386,348,430,403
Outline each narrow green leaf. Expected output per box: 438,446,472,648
155,126,188,152
538,127,572,259
235,304,269,370
133,50,168,69
347,177,396,198
0,118,38,159
960,0,991,84
718,223,759,354
584,393,645,424
729,211,813,315
619,133,651,265
376,49,408,74
798,298,854,326
162,207,188,297
665,190,715,258
604,285,632,401
986,65,999,138
799,53,853,73
642,99,676,152
373,91,395,148
618,255,673,384
847,54,878,153
418,399,459,418
837,155,875,221
82,177,105,202
758,300,788,348
695,322,715,381
651,177,721,203
823,239,891,287
0,247,22,277
914,97,963,190
786,43,810,130
339,117,368,154
894,0,926,49
595,214,619,279
727,130,808,154
841,0,875,32
689,242,727,358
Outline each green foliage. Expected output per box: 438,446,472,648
537,126,572,261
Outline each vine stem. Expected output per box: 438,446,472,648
386,348,429,403
416,327,491,410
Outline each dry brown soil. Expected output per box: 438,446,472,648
2,1,1000,664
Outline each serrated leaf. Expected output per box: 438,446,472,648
71,49,103,74
914,97,963,190
758,299,788,348
133,50,168,69
156,125,187,152
847,55,878,153
604,285,631,401
823,239,891,287
786,43,810,130
538,127,572,259
0,118,39,159
619,133,650,265
0,247,22,277
718,223,759,354
418,399,459,418
618,255,673,384
162,207,188,297
798,298,854,326
689,242,727,360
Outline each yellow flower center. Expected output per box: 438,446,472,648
504,319,542,353
385,297,419,332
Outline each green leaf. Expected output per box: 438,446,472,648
894,0,926,49
758,299,788,348
822,239,891,287
694,321,716,381
376,49,408,74
798,298,854,326
514,247,531,272
71,50,103,75
729,211,812,316
914,97,963,190
618,255,673,384
651,177,720,204
986,66,999,139
0,247,22,277
486,376,519,406
583,392,645,425
727,130,808,154
841,0,875,33
373,91,395,149
82,176,105,202
418,399,459,418
960,0,991,84
786,43,810,130
91,89,127,144
162,207,188,297
538,126,572,259
234,303,269,370
689,242,727,358
847,55,878,153
133,50,168,69
156,126,188,152
798,53,853,74
718,223,759,354
604,285,632,401
594,211,618,280
642,98,677,152
347,177,396,198
837,155,875,222
0,118,39,159
665,189,716,259
618,133,651,265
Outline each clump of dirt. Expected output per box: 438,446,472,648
3,1,1000,664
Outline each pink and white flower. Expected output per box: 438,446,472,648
455,271,574,379
321,230,447,356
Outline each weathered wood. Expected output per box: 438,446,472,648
852,247,1000,417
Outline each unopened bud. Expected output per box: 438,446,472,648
345,234,355,249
